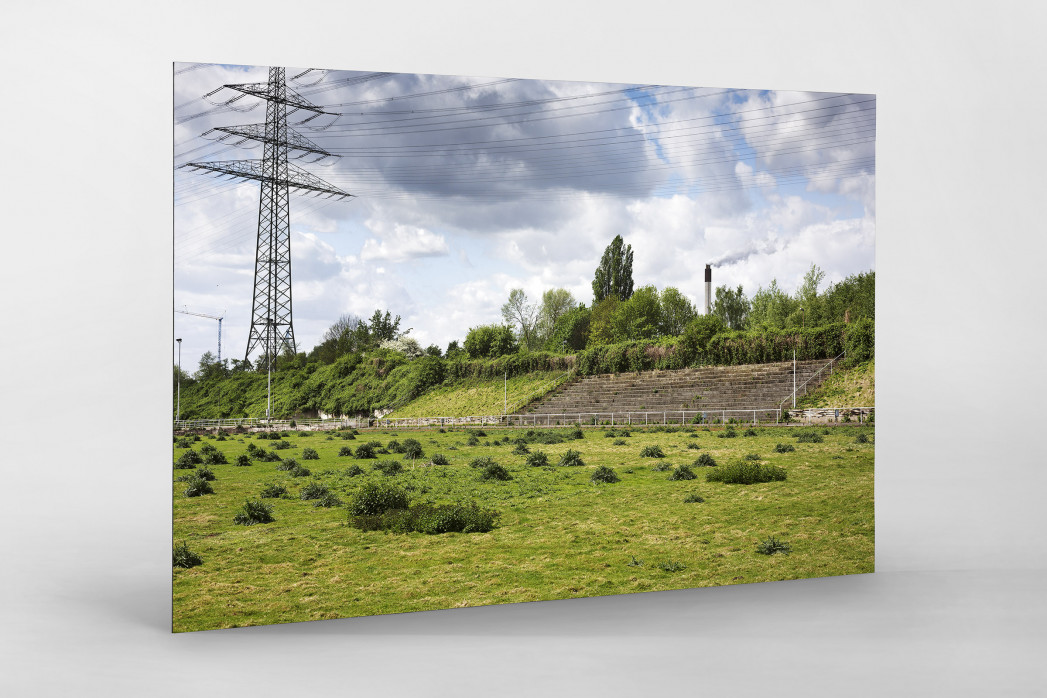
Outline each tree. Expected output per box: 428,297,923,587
501,288,538,351
464,324,518,358
368,309,403,343
613,285,662,341
592,235,634,303
445,340,465,358
794,263,827,327
659,287,697,336
194,351,226,382
712,285,751,330
545,305,591,352
746,279,795,331
536,288,577,345
586,296,621,347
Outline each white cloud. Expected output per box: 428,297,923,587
360,222,450,262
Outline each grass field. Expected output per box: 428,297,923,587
172,423,874,632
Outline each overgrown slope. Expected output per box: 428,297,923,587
387,371,567,418
797,360,875,408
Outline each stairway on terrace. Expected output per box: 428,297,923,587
521,359,832,420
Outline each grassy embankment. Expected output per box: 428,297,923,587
798,360,875,408
173,423,874,632
386,370,565,418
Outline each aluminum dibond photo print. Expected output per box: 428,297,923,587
172,61,875,632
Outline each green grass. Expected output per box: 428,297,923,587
386,371,565,418
173,424,874,631
798,359,875,408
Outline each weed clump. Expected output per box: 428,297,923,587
299,481,330,501
338,446,353,457
706,461,787,484
301,447,319,460
639,445,665,458
480,462,513,481
686,442,701,450
795,431,824,443
773,443,796,453
693,453,718,468
756,536,792,555
173,541,202,569
234,454,253,467
512,443,530,455
354,443,377,459
260,483,288,498
469,456,496,469
289,464,311,478
275,457,299,471
668,464,697,481
271,440,293,450
613,439,626,446
743,428,758,437
718,427,737,439
174,450,202,469
181,474,214,497
571,428,584,440
651,461,672,472
743,453,762,461
344,464,365,477
683,493,705,503
347,481,409,516
430,453,450,466
590,466,620,484
401,438,424,459
202,450,227,465
558,449,585,467
658,560,687,572
373,459,404,476
526,450,549,468
233,500,275,525
350,502,498,534
855,433,870,444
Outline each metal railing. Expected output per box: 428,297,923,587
173,417,365,431
504,370,575,415
779,351,847,411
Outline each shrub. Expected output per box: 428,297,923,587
756,536,792,555
271,440,293,450
430,453,450,466
639,445,665,458
373,459,404,476
590,466,620,484
475,430,487,437
299,481,330,500
258,449,282,462
174,450,202,469
668,464,697,481
401,438,424,459
706,461,787,485
743,428,758,437
795,431,824,443
773,443,796,453
693,453,718,468
526,450,549,467
172,541,202,569
651,461,672,472
344,464,365,477
466,435,480,446
340,431,357,441
347,481,409,516
855,433,870,444
198,443,217,455
658,560,687,572
233,500,275,525
603,430,618,438
613,439,626,446
260,483,288,498
289,465,311,478
234,454,253,467
558,449,585,467
512,443,530,455
174,437,195,449
570,428,584,440
686,442,700,450
354,443,377,459
387,439,404,453
275,457,299,471
470,455,496,469
338,446,353,457
195,467,216,481
301,447,319,460
201,450,227,465
480,462,513,481
743,453,762,461
683,493,705,503
181,475,213,497
718,427,737,439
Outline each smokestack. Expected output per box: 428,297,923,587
704,264,712,315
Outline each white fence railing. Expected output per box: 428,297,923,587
175,406,874,432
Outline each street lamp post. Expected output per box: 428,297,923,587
176,338,182,422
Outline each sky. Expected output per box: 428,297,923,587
173,62,875,372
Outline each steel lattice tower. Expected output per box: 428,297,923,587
183,67,352,364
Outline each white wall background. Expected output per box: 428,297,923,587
1,1,1044,695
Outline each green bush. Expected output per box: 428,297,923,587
795,431,824,443
743,428,758,437
651,461,673,472
301,447,319,460
512,443,530,455
470,456,496,469
174,450,202,469
693,453,718,468
718,427,737,439
639,445,665,458
683,493,705,503
344,464,365,477
195,467,216,481
855,433,870,444
202,450,227,465
234,454,253,467
299,481,331,500
401,438,424,459
233,500,275,525
347,481,409,516
430,453,450,465
706,461,787,485
387,439,404,453
260,483,288,498
354,443,377,459
312,492,343,508
258,449,282,462
526,450,549,467
271,440,293,450
338,446,353,457
480,462,513,481
175,437,195,449
658,560,687,572
181,474,214,497
668,464,697,481
686,442,700,450
743,453,762,461
275,457,299,471
613,438,626,445
590,466,620,484
558,449,585,467
173,541,202,569
571,428,584,440
350,502,499,534
466,435,480,446
198,443,217,455
756,536,792,555
289,464,311,478
373,459,404,476
773,443,796,453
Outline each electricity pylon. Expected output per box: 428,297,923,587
182,67,353,367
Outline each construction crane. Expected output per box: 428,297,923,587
175,307,225,362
